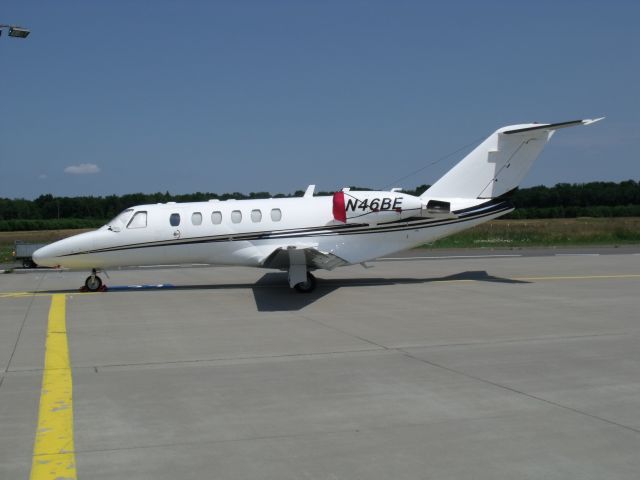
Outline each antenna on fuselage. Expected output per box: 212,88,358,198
303,185,316,198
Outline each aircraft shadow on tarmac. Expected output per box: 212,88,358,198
251,271,529,311
37,270,529,312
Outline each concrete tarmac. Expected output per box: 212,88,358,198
1,251,639,479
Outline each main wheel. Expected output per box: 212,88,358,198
294,272,316,293
85,275,103,292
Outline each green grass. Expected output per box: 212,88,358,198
0,245,13,264
428,217,640,248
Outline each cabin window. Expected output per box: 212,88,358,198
211,211,222,224
127,211,147,229
271,208,282,222
250,209,262,223
231,210,242,224
170,213,181,226
191,212,202,225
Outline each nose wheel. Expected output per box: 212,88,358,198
83,269,106,292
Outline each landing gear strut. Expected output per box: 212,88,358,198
84,268,104,292
287,248,317,293
294,272,316,293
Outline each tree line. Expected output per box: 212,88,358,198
1,180,639,231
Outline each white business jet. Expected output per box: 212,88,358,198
34,118,602,292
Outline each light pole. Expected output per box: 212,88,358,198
0,24,30,38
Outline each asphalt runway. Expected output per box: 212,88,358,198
1,249,639,479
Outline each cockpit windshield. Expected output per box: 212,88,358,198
105,208,134,231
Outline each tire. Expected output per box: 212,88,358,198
294,272,316,293
85,275,103,292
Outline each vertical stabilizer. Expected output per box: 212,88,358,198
422,119,603,199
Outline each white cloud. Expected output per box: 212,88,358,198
64,163,101,175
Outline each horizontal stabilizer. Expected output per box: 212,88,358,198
502,118,605,135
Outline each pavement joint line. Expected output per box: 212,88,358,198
5,348,389,374
514,274,640,281
292,310,391,351
376,254,523,261
29,294,77,480
397,349,640,436
394,331,629,350
0,292,99,299
3,331,629,374
55,411,522,457
5,271,46,374
90,347,390,370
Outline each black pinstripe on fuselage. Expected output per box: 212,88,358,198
59,198,512,257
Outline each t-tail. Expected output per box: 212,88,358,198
422,118,604,200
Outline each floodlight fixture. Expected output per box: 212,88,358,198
0,24,30,39
8,26,30,38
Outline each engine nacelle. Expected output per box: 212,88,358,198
332,190,425,224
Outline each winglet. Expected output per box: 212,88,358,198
583,117,605,126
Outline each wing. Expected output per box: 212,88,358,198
260,246,350,271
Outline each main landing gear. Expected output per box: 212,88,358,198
287,248,317,293
83,268,106,292
294,272,316,293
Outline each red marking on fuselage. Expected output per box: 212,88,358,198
333,191,346,223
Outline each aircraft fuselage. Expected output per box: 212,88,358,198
33,194,510,270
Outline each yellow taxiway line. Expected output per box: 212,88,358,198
0,292,97,299
515,274,640,281
29,294,77,480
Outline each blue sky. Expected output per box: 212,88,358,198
1,0,638,199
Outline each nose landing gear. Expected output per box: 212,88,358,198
82,268,107,292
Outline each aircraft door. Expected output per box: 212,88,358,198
169,212,182,240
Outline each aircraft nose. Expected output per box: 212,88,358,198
32,244,58,267
32,231,99,268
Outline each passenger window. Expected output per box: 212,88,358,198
231,210,242,224
271,208,282,222
192,212,202,225
170,213,180,226
211,211,222,225
251,209,262,223
127,211,147,229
